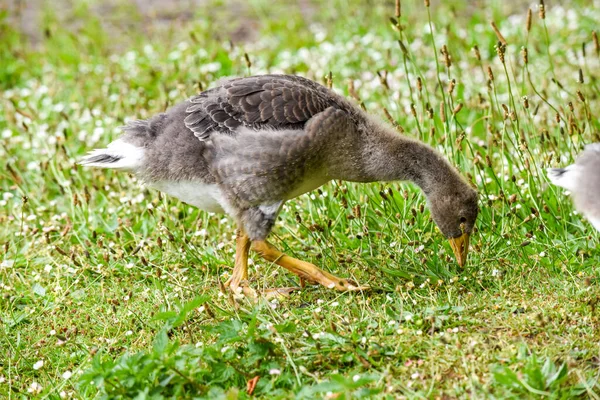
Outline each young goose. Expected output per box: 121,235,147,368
80,74,479,297
547,143,600,232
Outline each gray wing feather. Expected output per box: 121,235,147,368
211,107,351,207
183,75,341,141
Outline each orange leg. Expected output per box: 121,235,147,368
224,229,257,298
251,241,369,292
225,230,299,300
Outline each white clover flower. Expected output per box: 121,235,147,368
28,382,43,394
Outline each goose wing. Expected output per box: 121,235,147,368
184,74,344,140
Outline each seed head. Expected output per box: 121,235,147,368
473,45,481,61
441,45,452,68
377,70,389,89
397,40,409,56
501,104,509,120
490,21,507,45
487,66,494,81
521,47,528,64
410,103,417,117
452,103,463,115
539,0,545,19
447,79,456,95
495,41,506,64
526,9,532,32
383,107,401,132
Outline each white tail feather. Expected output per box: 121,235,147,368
546,165,579,191
78,139,144,170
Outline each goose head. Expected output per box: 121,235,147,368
428,185,479,267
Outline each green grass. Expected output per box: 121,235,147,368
1,0,600,398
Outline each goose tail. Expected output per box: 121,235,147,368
77,117,162,170
546,165,578,191
78,138,144,170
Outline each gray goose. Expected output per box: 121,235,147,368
80,74,479,297
547,144,600,232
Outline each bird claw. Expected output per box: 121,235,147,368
226,278,300,303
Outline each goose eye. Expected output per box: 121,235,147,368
459,216,467,223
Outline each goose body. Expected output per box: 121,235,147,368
548,144,600,232
80,74,478,296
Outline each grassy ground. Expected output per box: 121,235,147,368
1,0,600,398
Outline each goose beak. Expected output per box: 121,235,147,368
448,233,470,267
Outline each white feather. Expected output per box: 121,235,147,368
79,139,144,170
547,165,580,192
148,181,231,214
585,143,600,153
589,217,600,232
